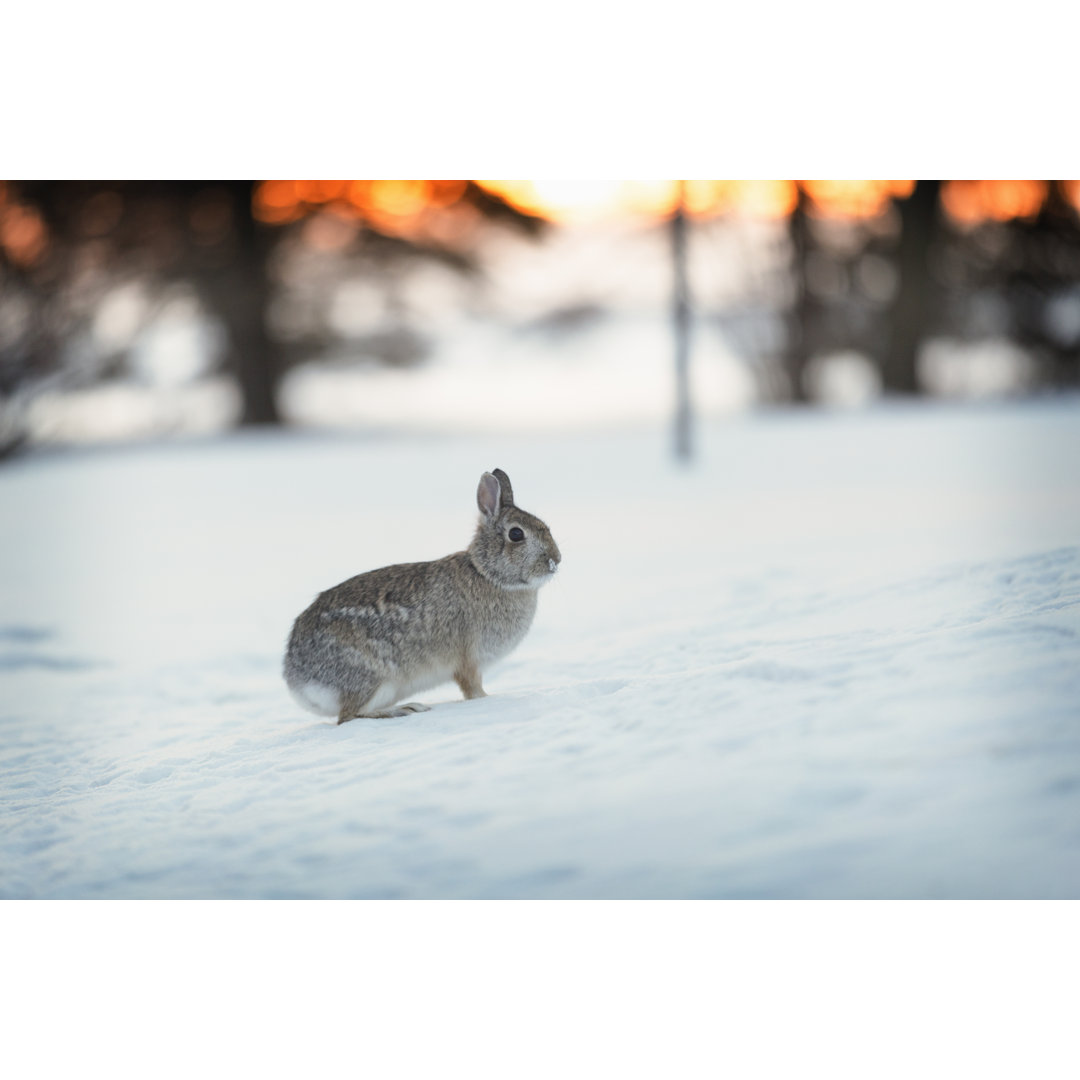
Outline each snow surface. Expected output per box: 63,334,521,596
2,400,1080,898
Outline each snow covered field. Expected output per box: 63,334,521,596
2,399,1079,898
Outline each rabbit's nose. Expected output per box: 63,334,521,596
548,558,557,573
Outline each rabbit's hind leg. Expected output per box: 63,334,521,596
372,702,432,719
337,688,432,724
337,673,395,724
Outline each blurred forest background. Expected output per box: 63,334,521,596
2,179,1079,459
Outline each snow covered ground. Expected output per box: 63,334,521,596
2,398,1079,898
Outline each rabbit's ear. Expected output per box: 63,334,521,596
477,472,502,519
491,468,514,508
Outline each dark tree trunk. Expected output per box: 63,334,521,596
1006,182,1080,389
672,182,693,462
785,185,813,402
212,182,283,426
883,180,941,394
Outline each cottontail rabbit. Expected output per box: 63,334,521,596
284,468,561,724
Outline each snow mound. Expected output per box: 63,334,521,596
2,400,1079,897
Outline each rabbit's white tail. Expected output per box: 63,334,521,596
289,680,341,717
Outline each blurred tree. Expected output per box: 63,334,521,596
883,180,942,393
784,184,814,402
672,181,693,460
989,182,1080,387
209,182,280,425
0,180,543,454
783,180,1080,400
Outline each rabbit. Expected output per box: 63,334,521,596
284,468,561,724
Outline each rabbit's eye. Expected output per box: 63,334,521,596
508,527,525,542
